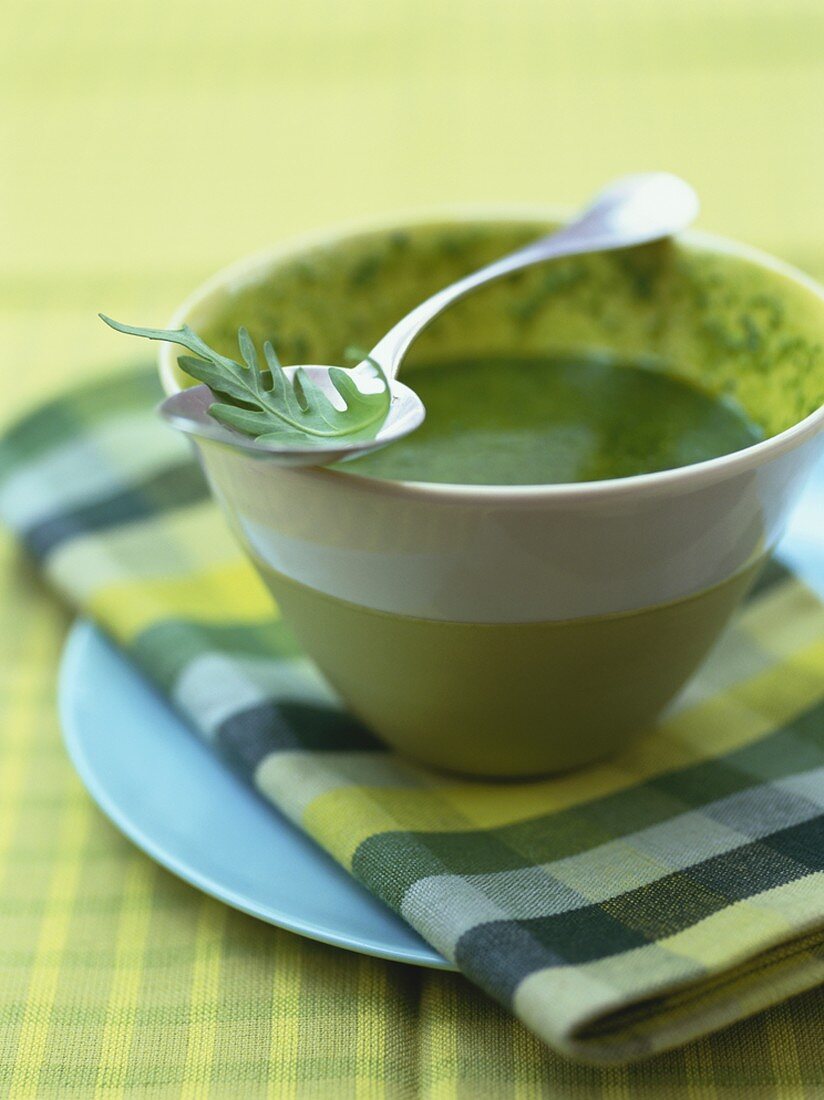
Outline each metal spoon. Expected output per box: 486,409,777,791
160,173,699,466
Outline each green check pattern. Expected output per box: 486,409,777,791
1,367,823,1067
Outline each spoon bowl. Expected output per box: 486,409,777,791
160,366,426,467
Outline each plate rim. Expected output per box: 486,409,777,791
58,618,454,971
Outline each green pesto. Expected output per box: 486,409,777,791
339,353,764,486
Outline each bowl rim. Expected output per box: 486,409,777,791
158,204,824,505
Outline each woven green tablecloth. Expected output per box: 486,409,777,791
1,564,821,1100
4,0,824,1094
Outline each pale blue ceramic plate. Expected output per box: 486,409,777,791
59,624,453,970
58,458,824,970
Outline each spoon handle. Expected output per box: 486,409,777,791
367,173,698,379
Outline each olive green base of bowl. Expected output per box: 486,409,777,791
257,561,761,778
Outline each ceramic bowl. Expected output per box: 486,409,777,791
158,210,824,777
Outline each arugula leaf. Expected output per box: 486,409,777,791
99,315,391,446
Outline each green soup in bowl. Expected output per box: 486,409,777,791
340,351,763,485
159,211,824,777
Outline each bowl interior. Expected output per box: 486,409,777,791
172,215,824,440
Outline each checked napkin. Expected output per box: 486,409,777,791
1,366,823,1065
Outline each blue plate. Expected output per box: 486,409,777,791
58,458,823,970
59,623,453,970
